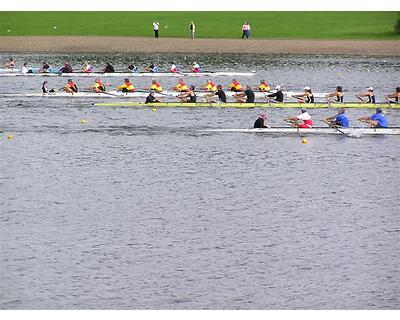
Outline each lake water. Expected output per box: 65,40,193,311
0,53,399,309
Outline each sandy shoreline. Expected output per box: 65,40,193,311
0,36,399,56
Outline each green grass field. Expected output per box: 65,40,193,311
0,12,399,39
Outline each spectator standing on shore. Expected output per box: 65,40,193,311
189,21,196,39
153,21,160,38
241,22,251,39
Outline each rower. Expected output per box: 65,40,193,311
145,63,159,73
359,108,388,128
4,58,16,68
172,78,189,92
170,63,179,73
355,87,375,103
229,79,243,92
234,85,255,103
88,78,106,93
145,79,163,93
42,81,55,94
203,79,217,93
178,85,196,103
145,90,161,103
104,63,115,73
325,86,344,103
258,80,270,92
127,64,138,73
117,78,135,92
254,113,271,128
285,107,313,128
292,87,314,103
384,87,400,103
191,62,201,73
64,79,78,93
266,85,284,102
324,108,349,128
206,84,227,103
59,62,73,73
21,63,31,74
39,62,51,73
81,61,93,73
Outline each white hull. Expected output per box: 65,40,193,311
0,71,256,77
206,127,400,135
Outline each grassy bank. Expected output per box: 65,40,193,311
0,12,399,39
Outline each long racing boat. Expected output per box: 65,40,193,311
204,127,400,135
0,70,256,77
92,102,399,109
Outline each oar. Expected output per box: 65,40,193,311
82,89,120,97
321,120,351,137
385,97,393,108
355,95,364,103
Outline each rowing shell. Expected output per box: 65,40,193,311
205,127,400,135
0,91,366,99
0,70,256,77
92,102,399,109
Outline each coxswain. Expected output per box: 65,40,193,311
258,80,270,92
4,58,16,68
117,78,135,92
229,79,243,92
88,78,106,93
292,87,314,103
64,79,78,93
59,62,73,73
173,79,189,92
254,113,271,128
203,79,217,93
266,85,284,102
81,61,93,73
324,108,349,128
145,90,161,103
206,84,227,103
104,63,115,73
384,87,400,104
39,62,51,73
127,64,138,73
178,85,197,103
42,81,55,94
359,108,388,128
145,79,163,93
325,86,344,103
234,85,255,103
191,62,200,73
170,63,179,73
285,108,313,128
355,87,375,104
145,63,159,73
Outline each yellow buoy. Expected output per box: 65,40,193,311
80,119,88,124
7,135,13,140
152,108,157,112
301,138,308,144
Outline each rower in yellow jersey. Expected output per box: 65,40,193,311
258,80,271,92
203,79,218,93
145,79,163,93
117,78,135,92
172,78,189,92
87,78,106,93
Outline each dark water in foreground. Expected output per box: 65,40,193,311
0,53,399,309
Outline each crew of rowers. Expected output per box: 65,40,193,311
41,76,400,105
3,59,203,74
254,107,389,129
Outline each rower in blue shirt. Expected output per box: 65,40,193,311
359,108,388,128
324,108,349,127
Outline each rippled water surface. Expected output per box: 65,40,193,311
0,53,399,309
